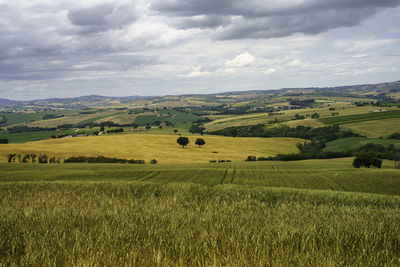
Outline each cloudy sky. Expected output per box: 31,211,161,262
1,0,400,100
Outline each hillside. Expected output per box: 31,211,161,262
0,134,303,163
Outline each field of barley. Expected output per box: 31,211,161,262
0,133,303,163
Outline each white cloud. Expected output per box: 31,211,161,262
223,68,235,74
186,66,211,77
287,59,302,67
225,52,255,67
264,68,276,75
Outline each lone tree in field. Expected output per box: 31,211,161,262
173,129,178,134
353,152,382,168
195,138,206,148
177,136,189,148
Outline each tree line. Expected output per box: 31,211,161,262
7,153,153,164
210,124,361,142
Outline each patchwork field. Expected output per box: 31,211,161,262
319,110,400,125
204,105,398,132
0,133,303,163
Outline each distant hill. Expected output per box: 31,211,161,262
1,80,399,109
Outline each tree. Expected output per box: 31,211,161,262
173,129,178,134
177,136,189,148
195,138,206,148
145,125,151,131
353,152,382,168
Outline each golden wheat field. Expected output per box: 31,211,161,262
0,133,303,163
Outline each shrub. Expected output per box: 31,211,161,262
353,153,382,168
245,156,257,161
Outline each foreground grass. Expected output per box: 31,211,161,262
0,182,399,266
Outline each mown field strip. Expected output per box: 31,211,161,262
1,158,400,195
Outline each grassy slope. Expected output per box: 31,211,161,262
205,105,395,132
0,110,78,126
0,133,303,163
1,158,400,195
325,137,400,152
0,130,75,143
319,110,400,125
341,118,400,137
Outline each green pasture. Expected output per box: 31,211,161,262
325,137,400,152
0,130,75,143
319,110,400,125
133,109,201,128
0,110,78,126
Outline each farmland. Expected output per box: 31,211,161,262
0,160,400,266
1,81,400,265
1,158,400,195
341,118,400,138
319,110,400,125
0,134,303,163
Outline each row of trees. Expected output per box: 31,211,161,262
7,154,154,164
177,137,206,148
8,153,61,163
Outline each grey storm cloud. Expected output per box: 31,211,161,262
67,3,138,34
151,0,400,39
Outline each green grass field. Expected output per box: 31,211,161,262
133,109,201,129
341,118,400,137
0,110,78,126
319,110,400,125
0,159,399,266
0,130,75,143
325,137,400,152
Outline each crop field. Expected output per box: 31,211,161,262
7,110,119,128
0,159,400,266
0,134,303,163
0,110,78,126
341,118,400,137
0,129,75,143
319,110,400,125
1,158,400,195
133,109,201,128
325,137,400,152
204,104,395,132
284,118,324,128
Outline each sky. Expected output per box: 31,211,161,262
0,0,400,100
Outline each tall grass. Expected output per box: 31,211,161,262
0,182,399,266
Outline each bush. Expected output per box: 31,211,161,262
245,156,257,161
177,136,189,148
353,153,382,168
0,138,8,144
150,159,158,164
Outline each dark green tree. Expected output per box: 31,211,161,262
195,138,206,148
353,152,382,168
177,136,189,148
